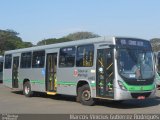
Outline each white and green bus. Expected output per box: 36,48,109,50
3,36,156,105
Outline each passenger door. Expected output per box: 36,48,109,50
12,56,19,88
46,53,57,92
96,48,114,98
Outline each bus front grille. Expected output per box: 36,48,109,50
131,92,151,98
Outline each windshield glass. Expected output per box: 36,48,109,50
118,48,154,80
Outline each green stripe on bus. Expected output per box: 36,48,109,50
90,83,96,87
4,79,45,84
4,79,95,87
122,81,155,91
3,79,12,82
57,81,96,87
30,80,45,84
57,81,76,85
18,80,45,84
18,80,23,83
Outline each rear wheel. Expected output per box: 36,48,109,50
23,81,33,97
78,84,95,106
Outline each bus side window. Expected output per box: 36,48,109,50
59,47,75,67
76,45,94,67
32,51,45,68
20,52,32,68
4,54,12,69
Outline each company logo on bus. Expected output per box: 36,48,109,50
74,69,78,77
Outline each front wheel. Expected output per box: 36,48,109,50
78,84,95,106
23,81,33,97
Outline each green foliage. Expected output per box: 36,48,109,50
23,42,33,48
0,29,33,55
150,38,160,52
64,31,100,41
37,32,100,46
37,38,72,46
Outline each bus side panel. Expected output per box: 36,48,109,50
3,69,12,88
18,68,46,92
57,67,97,97
57,68,77,95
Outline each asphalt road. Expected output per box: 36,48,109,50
0,84,160,114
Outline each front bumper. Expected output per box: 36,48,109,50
114,88,156,100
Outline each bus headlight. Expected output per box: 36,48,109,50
118,80,127,91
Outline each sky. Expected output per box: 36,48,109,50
0,0,160,44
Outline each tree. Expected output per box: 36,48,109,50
64,31,100,41
150,38,160,52
0,29,33,55
37,31,100,46
23,42,33,48
37,38,72,46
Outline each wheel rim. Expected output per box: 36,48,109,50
82,90,91,101
25,86,30,94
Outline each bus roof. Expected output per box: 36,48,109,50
4,36,149,54
4,36,113,54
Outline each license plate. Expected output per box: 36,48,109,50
137,96,145,100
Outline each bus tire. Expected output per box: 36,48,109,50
76,87,81,102
79,84,95,106
23,81,33,97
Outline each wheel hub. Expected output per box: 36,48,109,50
25,86,29,94
82,90,91,101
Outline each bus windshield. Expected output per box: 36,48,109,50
118,48,154,80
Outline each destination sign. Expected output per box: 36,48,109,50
120,39,144,46
61,47,75,52
116,38,151,48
